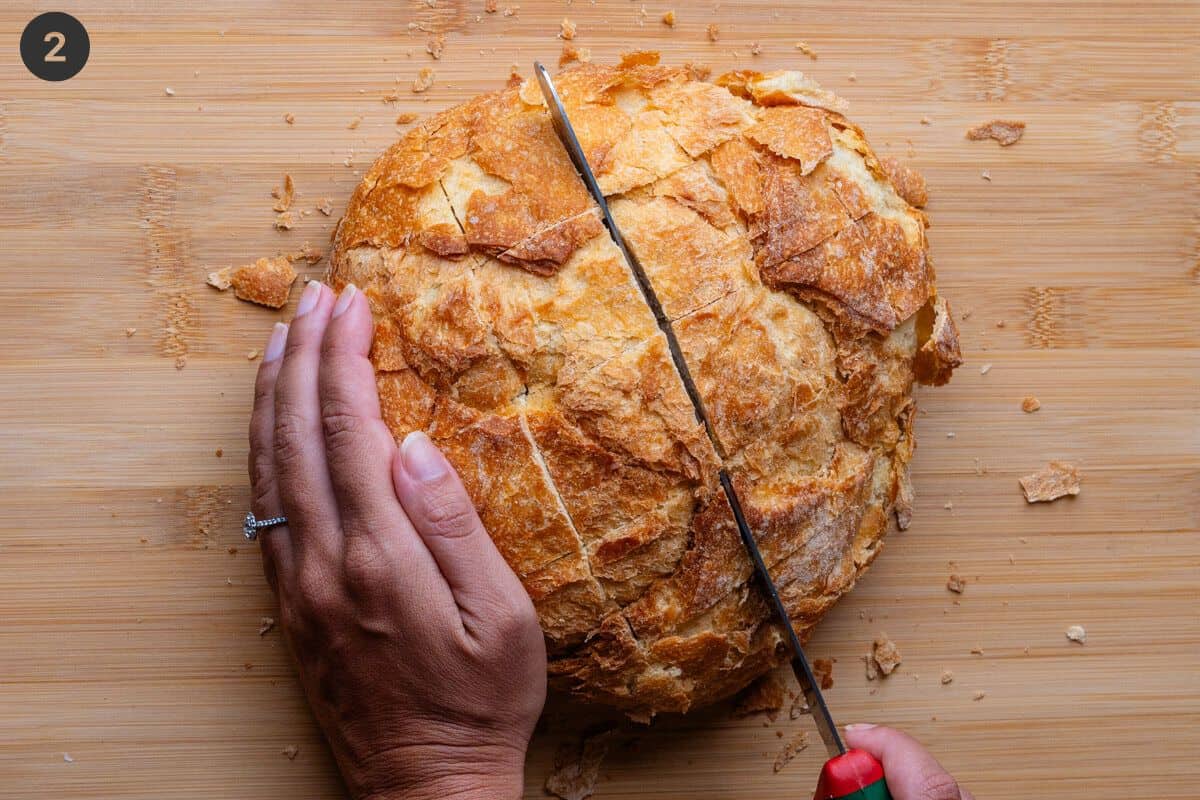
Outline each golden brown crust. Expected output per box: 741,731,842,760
716,69,850,113
610,194,751,320
746,106,833,175
329,59,958,717
880,157,928,209
914,295,963,386
761,213,931,334
752,154,851,272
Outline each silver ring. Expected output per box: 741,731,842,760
244,511,287,541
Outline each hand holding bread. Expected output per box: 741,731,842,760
248,280,544,800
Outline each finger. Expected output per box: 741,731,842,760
312,287,460,635
273,280,342,563
318,284,408,539
844,724,964,800
392,431,533,635
248,322,294,592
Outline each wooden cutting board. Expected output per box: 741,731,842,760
1,1,1196,797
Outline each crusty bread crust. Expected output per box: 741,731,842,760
329,56,961,717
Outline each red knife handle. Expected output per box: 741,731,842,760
814,749,892,800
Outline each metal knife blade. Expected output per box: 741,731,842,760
719,471,846,757
534,61,846,758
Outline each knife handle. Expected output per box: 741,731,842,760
814,749,892,800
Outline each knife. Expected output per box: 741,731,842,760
534,62,893,800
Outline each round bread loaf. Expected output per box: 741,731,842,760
329,54,961,718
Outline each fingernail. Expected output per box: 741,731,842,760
264,322,288,363
401,431,447,482
295,280,323,317
845,723,878,732
332,284,358,318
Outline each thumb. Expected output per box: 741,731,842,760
391,431,533,632
843,725,972,800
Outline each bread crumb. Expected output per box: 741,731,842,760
750,41,762,56
174,355,187,370
125,327,137,337
980,363,992,375
425,34,445,59
274,211,296,230
812,658,834,690
864,653,879,681
1020,461,1081,503
734,672,785,719
412,67,435,94
290,242,324,265
772,730,810,773
281,745,299,760
1065,624,1087,644
209,267,247,303
545,730,613,800
970,646,984,655
559,18,577,40
662,9,676,26
1021,395,1041,413
395,112,418,125
247,349,260,361
347,116,362,130
794,41,817,59
847,71,857,82
946,574,966,593
283,112,295,124
943,500,954,510
967,120,1025,146
214,448,223,458
940,670,954,685
706,23,720,42
484,0,497,10
973,691,986,701
920,115,932,125
164,87,175,97
871,635,902,676
258,616,276,636
503,5,518,16
213,256,298,308
316,198,335,217
272,174,295,213
788,696,809,719
981,170,992,181
559,44,592,67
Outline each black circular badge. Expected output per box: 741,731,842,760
20,12,89,82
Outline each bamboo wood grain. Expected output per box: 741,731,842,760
0,2,1197,798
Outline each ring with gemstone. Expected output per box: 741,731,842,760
243,511,288,541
